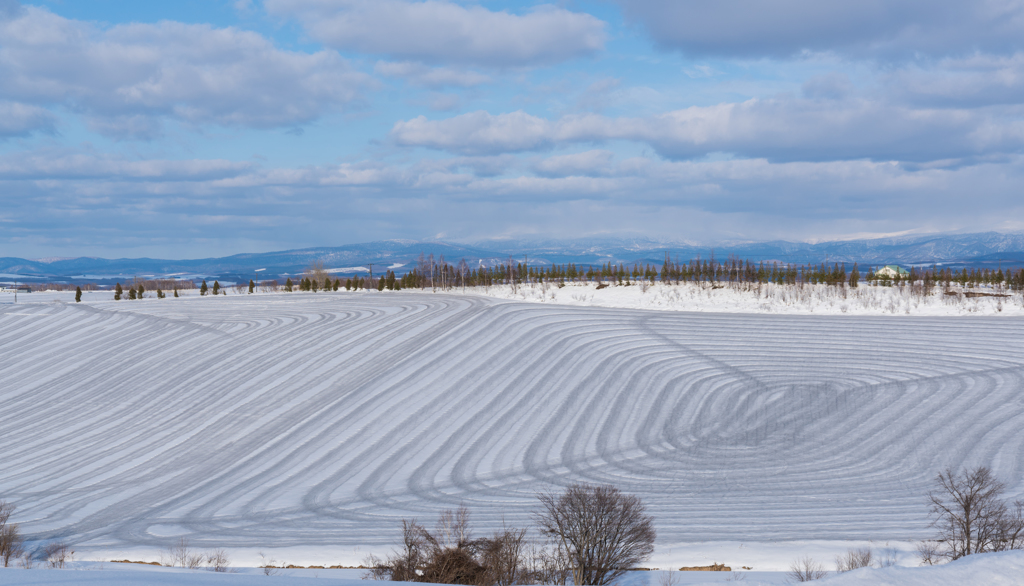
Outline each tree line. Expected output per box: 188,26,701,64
100,254,1024,300
356,253,1024,293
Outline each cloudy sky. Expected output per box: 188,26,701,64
3,0,1024,258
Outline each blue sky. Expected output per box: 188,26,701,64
3,0,1024,258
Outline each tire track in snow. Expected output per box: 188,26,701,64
1,294,1023,553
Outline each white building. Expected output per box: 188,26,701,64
875,265,910,278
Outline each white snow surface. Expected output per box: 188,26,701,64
2,551,1023,585
2,290,1024,572
464,281,1024,316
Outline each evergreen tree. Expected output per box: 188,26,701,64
128,288,136,300
75,286,82,302
377,277,385,291
157,289,165,299
174,288,179,298
849,263,860,288
333,278,340,291
114,283,123,301
200,280,208,296
137,284,145,299
248,279,255,294
285,278,293,292
212,281,220,295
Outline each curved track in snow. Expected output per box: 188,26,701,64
1,293,1024,554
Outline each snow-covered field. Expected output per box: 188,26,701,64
2,552,1023,585
2,289,1024,575
466,281,1024,316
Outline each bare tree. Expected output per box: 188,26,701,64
418,506,486,585
0,501,24,568
835,548,871,573
927,466,1024,561
875,546,898,568
916,541,942,566
480,524,527,586
366,508,530,586
17,551,33,569
787,557,827,582
167,537,204,569
258,552,280,576
522,541,571,585
536,484,656,586
207,549,230,572
44,541,74,569
458,259,469,292
303,260,331,291
364,518,429,582
658,570,681,586
507,257,518,294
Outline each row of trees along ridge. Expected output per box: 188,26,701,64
107,255,1024,299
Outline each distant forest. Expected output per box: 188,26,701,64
341,253,1024,293
25,253,1024,295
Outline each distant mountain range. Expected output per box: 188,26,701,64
3,231,1024,285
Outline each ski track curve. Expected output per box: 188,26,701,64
1,293,1024,554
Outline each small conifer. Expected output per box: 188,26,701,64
200,280,208,295
285,278,294,292
157,289,165,299
128,288,136,300
333,278,339,291
114,283,123,301
174,288,179,298
137,284,145,299
248,279,255,294
75,286,82,302
212,281,220,295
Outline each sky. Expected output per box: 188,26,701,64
2,0,1024,258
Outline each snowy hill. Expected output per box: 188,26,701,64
2,291,1023,569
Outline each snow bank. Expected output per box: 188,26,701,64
2,551,1022,585
814,550,1024,585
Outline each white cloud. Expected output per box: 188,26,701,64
7,147,1024,255
265,0,606,67
0,0,22,19
0,100,55,137
615,0,1024,60
884,53,1024,107
392,110,556,154
389,100,1024,163
428,94,462,112
374,61,490,88
5,146,1024,255
532,150,616,177
0,6,373,138
0,149,252,180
